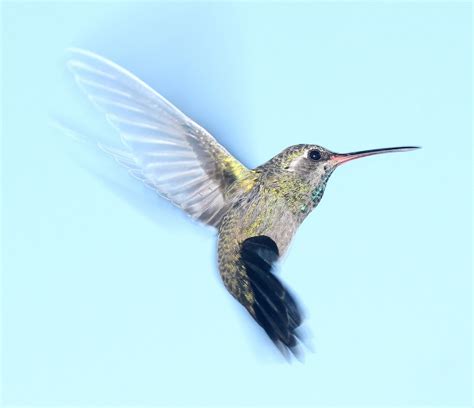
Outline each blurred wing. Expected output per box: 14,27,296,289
240,236,304,355
67,48,249,227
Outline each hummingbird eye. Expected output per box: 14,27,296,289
308,150,321,161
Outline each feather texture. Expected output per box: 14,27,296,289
240,236,303,353
68,48,249,227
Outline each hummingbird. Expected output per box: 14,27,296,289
67,48,419,356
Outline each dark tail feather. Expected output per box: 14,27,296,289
240,235,304,355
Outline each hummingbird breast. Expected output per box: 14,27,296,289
222,178,307,254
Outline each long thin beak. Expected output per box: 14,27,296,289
332,146,420,165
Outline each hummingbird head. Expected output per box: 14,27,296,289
264,143,420,203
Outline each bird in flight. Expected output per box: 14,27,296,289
67,49,419,357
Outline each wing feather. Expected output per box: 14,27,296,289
68,48,249,227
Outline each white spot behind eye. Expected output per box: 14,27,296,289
288,155,306,172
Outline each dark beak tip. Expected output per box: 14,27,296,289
400,146,422,152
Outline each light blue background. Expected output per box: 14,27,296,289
1,1,472,406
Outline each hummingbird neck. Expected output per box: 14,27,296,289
299,169,334,215
254,163,335,218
